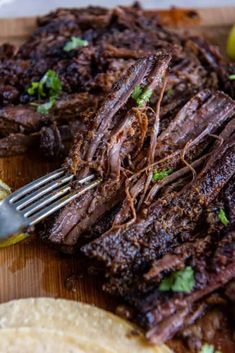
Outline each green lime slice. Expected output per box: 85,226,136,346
0,233,29,248
0,179,29,247
227,25,235,60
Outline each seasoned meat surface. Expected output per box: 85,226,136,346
1,4,234,351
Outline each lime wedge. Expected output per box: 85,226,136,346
0,233,29,248
227,25,235,60
0,179,29,247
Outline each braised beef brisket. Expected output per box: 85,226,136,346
1,4,235,349
83,126,235,299
47,54,171,246
0,4,234,157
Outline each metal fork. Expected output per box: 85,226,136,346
0,168,101,240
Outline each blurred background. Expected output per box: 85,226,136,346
0,0,235,17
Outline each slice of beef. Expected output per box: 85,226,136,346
0,120,81,158
124,231,235,344
39,121,82,158
0,3,232,163
47,54,171,246
155,90,235,158
111,90,235,227
0,133,38,157
0,106,43,136
180,304,235,353
204,174,235,235
145,175,235,287
51,92,101,125
0,90,100,156
82,97,235,277
186,36,235,97
66,53,171,175
103,170,235,300
1,4,234,346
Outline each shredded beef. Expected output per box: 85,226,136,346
1,4,235,349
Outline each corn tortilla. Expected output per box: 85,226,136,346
0,298,173,353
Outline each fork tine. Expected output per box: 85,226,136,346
14,174,95,211
76,174,95,184
28,178,102,225
23,185,72,217
14,174,74,210
9,168,65,203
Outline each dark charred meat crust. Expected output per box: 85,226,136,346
0,4,234,157
1,4,235,349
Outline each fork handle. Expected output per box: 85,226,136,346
0,200,29,241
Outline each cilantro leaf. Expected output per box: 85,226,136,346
159,266,195,293
37,97,56,115
64,36,88,52
131,85,153,107
27,70,61,99
27,82,41,96
218,208,229,226
137,87,153,107
153,169,174,182
159,273,175,291
199,344,215,353
27,70,61,114
40,69,61,97
199,343,221,353
131,85,143,101
227,25,235,60
228,74,235,80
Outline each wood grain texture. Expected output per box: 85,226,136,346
0,8,234,309
0,154,114,309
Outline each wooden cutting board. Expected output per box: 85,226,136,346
0,7,234,308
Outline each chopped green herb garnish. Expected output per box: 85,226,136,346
218,208,229,226
36,97,57,115
137,87,153,107
27,70,61,115
159,266,195,293
27,82,43,97
131,85,153,107
199,344,215,353
199,344,222,353
227,25,235,60
39,69,62,97
152,168,174,182
228,74,235,80
199,344,214,353
131,85,142,101
28,81,45,98
63,36,88,52
28,69,61,99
